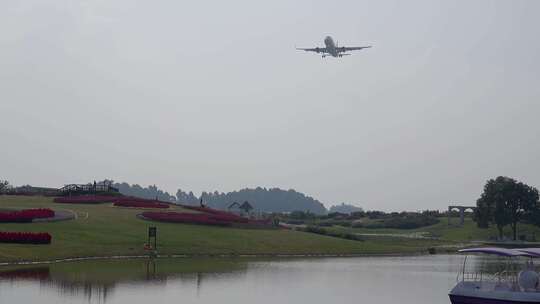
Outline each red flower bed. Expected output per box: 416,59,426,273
0,267,50,280
113,201,169,209
0,231,52,244
0,209,55,223
142,211,248,226
182,206,248,223
54,195,118,204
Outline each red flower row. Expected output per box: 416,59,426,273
182,206,248,223
54,195,171,207
54,195,118,204
0,209,55,223
0,231,52,244
142,211,248,226
113,201,169,209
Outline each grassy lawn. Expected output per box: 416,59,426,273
330,217,540,243
0,196,447,263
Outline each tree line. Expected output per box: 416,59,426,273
114,182,328,214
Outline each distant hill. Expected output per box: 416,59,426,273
328,203,363,214
111,181,328,214
113,182,176,202
177,187,328,214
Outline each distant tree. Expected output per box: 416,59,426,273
289,210,316,220
182,187,327,214
0,180,10,194
474,176,540,240
113,182,176,202
365,210,386,219
176,189,199,205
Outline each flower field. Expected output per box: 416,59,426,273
0,232,52,244
141,211,246,226
54,195,118,204
54,195,171,209
0,209,55,223
182,206,248,222
113,200,169,209
139,205,276,227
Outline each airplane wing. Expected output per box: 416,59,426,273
296,47,328,54
337,46,372,52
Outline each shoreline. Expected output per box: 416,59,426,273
0,251,440,267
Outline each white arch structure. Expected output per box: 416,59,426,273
448,205,476,226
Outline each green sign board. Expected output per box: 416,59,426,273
148,227,157,237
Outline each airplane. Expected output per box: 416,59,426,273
297,36,371,58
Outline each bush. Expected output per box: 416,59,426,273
328,231,362,241
316,222,333,227
362,221,386,229
284,219,305,225
331,220,352,227
351,221,364,228
0,209,55,223
303,225,327,235
380,215,439,229
316,220,352,227
0,231,52,244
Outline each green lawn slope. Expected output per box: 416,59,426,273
331,217,540,243
0,196,444,263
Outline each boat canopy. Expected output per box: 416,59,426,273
458,247,536,257
516,248,540,257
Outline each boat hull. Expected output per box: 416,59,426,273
450,294,540,304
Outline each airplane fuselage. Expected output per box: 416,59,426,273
297,36,370,58
324,36,338,57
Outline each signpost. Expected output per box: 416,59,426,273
148,226,157,251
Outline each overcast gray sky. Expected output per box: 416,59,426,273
1,0,539,211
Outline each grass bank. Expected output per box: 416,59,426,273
0,196,455,263
329,217,540,243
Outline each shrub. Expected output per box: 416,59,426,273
327,231,362,241
351,221,364,228
330,220,352,227
0,231,52,244
0,209,55,223
363,221,386,229
284,219,305,225
303,225,327,235
316,222,333,227
378,215,439,229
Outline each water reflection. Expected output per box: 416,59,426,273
0,255,513,304
0,258,249,303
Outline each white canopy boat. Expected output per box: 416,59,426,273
450,247,540,304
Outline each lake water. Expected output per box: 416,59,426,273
0,255,481,304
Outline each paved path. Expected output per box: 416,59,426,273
33,210,75,223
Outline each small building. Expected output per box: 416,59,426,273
228,201,254,216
